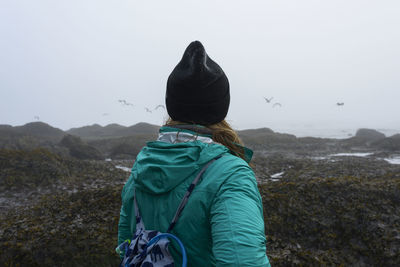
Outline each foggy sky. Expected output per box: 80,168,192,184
1,0,399,134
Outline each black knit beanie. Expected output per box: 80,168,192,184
166,41,230,125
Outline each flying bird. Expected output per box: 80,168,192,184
264,97,273,103
336,102,344,106
273,103,282,108
102,113,109,116
118,99,134,107
154,104,166,110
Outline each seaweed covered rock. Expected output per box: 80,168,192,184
0,148,127,192
258,170,400,266
109,142,141,159
0,149,70,188
0,186,123,266
2,146,400,266
0,149,130,266
60,135,103,160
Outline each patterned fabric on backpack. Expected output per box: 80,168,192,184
116,157,220,267
117,196,181,267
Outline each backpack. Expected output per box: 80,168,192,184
116,157,220,267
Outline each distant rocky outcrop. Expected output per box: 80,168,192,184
355,128,386,141
238,127,275,136
339,128,387,149
89,134,156,159
0,122,66,151
2,123,399,159
13,122,66,141
67,123,126,139
117,122,160,136
67,124,106,137
0,125,25,146
0,124,13,131
238,128,298,149
67,122,160,140
0,122,161,158
371,133,400,151
59,135,103,160
103,123,128,134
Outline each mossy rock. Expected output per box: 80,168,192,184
60,135,104,160
0,186,123,266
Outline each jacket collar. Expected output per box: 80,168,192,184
158,125,253,163
158,128,215,144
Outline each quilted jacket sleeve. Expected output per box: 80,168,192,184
210,163,271,267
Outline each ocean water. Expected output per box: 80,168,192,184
384,156,400,165
312,153,400,165
115,165,131,172
331,153,374,157
270,171,285,182
273,128,400,139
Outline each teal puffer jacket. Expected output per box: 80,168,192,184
118,126,270,266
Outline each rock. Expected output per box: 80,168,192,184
258,170,400,266
14,122,66,141
67,122,160,140
355,128,385,141
60,135,103,160
372,135,400,151
339,129,387,150
238,128,298,151
0,148,69,188
390,133,400,139
2,128,400,266
0,186,123,266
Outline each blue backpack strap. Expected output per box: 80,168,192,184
146,233,188,267
115,189,145,256
167,156,221,232
133,188,145,231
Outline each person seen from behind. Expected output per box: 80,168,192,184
118,40,271,266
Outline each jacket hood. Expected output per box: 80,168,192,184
133,127,229,194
